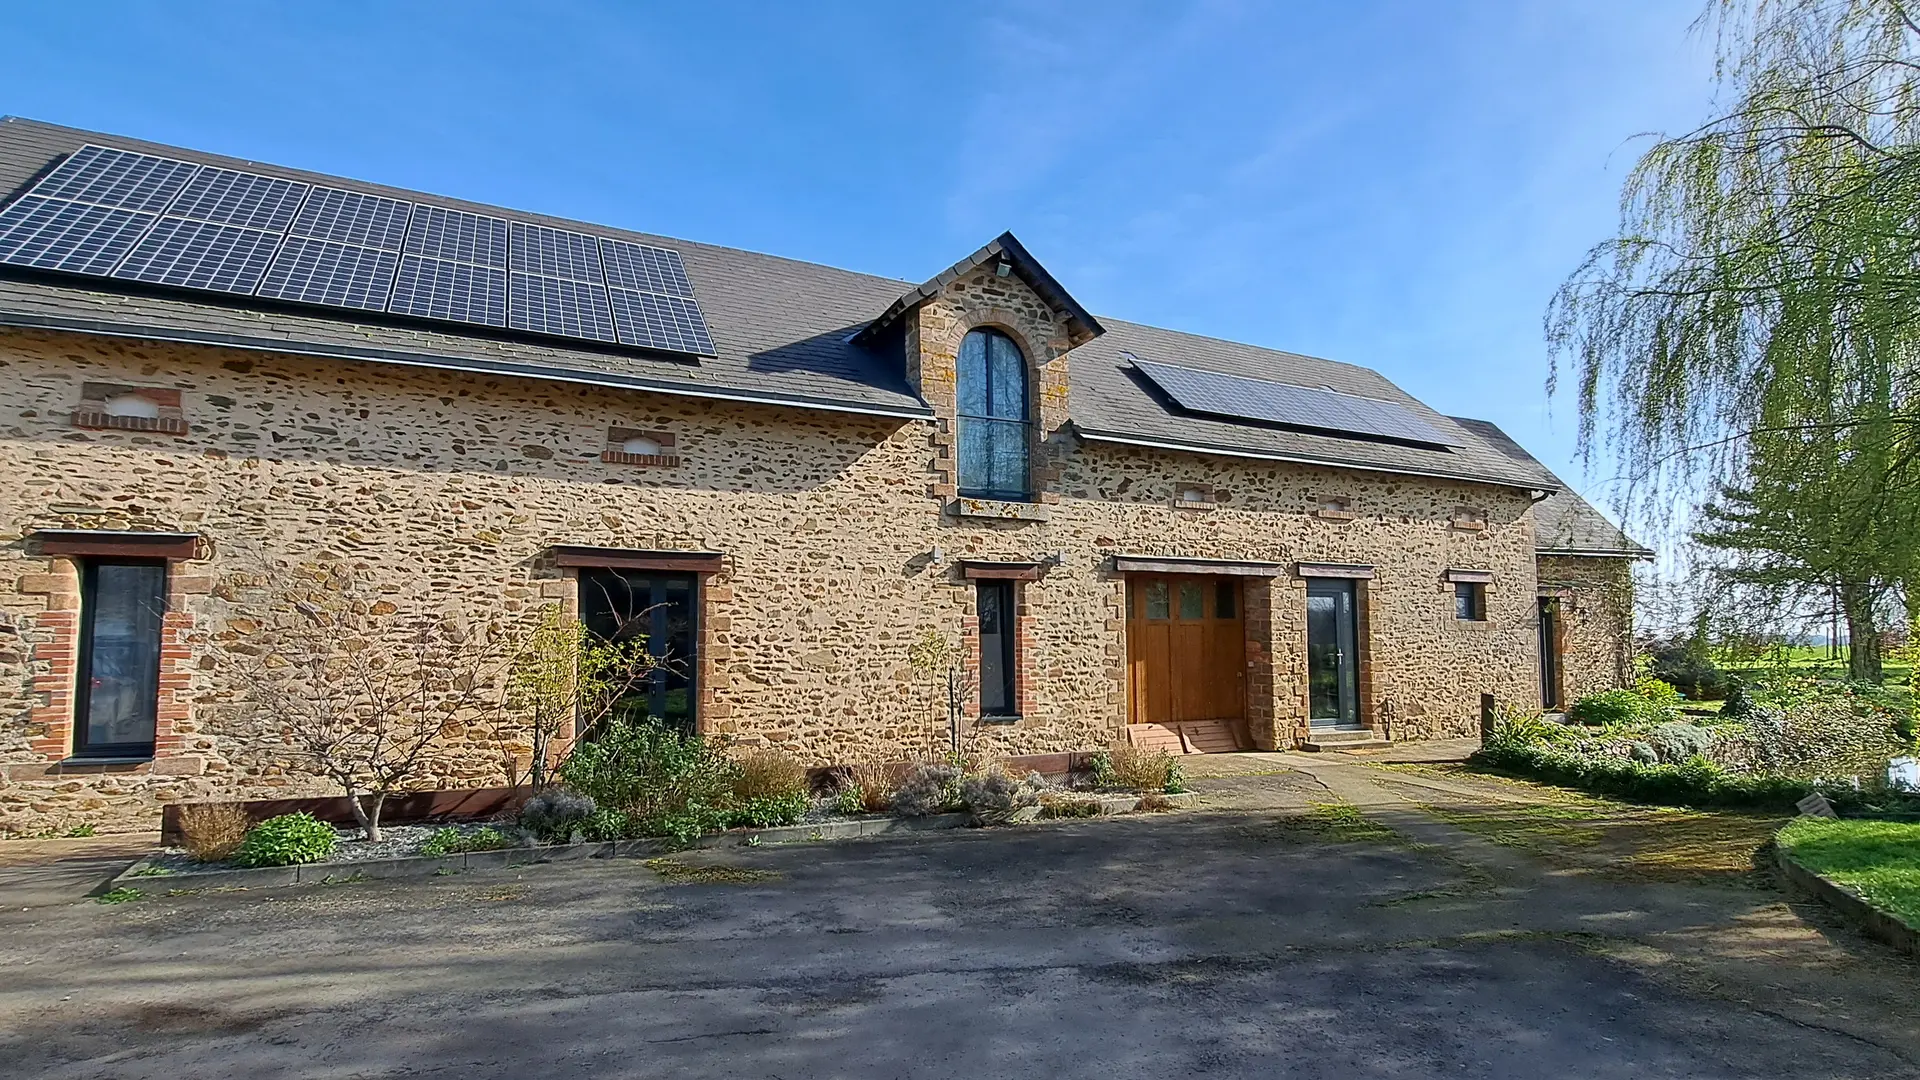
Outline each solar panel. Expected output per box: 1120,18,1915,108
391,255,506,326
113,217,282,293
0,196,156,275
404,205,507,267
601,238,693,297
257,236,400,309
25,145,199,212
1129,356,1464,448
290,187,410,249
166,167,308,231
510,272,615,341
0,144,717,355
511,222,603,282
609,288,715,355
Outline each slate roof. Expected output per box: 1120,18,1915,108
1448,418,1652,557
0,117,928,419
0,117,1567,491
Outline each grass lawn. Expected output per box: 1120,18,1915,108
1777,819,1920,930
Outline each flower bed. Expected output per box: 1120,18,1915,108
1473,677,1920,814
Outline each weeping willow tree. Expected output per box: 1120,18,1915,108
1548,0,1920,679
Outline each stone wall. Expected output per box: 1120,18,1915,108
2,303,1548,833
1537,554,1637,705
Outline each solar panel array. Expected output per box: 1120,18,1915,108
1129,356,1464,448
0,144,717,355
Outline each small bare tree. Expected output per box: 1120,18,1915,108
220,563,511,841
504,604,662,791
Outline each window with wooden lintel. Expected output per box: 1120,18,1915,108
976,580,1018,717
74,560,168,759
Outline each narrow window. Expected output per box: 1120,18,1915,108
1215,580,1238,619
977,580,1017,716
956,328,1031,500
74,560,167,758
1454,581,1487,621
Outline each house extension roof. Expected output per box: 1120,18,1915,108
0,117,1557,490
1448,418,1653,558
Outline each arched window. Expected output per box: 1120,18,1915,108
956,328,1030,499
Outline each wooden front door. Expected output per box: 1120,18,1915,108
1125,575,1249,753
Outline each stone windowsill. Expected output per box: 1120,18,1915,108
1315,509,1357,521
1172,499,1216,512
1455,619,1496,631
949,497,1050,522
979,714,1023,725
1450,521,1487,532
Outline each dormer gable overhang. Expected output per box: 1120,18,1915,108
851,231,1103,348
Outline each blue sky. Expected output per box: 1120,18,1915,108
4,1,1715,542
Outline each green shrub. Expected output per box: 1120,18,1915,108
559,719,740,840
235,812,337,868
1470,740,1807,810
1088,751,1117,789
417,826,512,857
1567,688,1678,728
726,791,810,829
1567,689,1641,727
1634,677,1684,710
1644,721,1716,764
1164,759,1188,794
830,784,866,816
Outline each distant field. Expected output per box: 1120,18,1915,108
1714,646,1911,687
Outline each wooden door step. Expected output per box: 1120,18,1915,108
1126,720,1251,755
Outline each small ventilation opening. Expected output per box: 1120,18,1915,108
622,436,663,456
103,393,160,419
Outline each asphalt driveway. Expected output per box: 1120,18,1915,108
1,763,1917,1079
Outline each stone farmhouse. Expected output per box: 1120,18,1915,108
0,119,1648,833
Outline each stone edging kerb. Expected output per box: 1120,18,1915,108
1773,845,1920,960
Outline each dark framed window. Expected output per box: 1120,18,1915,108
1454,581,1487,621
977,580,1018,717
1215,580,1238,619
956,328,1031,500
578,568,699,736
74,559,168,758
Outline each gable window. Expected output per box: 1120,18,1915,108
977,580,1018,716
75,560,168,758
1454,581,1487,622
957,328,1031,500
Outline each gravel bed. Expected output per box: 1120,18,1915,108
146,823,509,875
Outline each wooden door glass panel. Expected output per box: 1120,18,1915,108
1144,580,1170,620
1178,581,1205,620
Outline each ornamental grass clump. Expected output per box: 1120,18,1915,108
175,802,253,862
234,812,337,868
1106,743,1180,793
